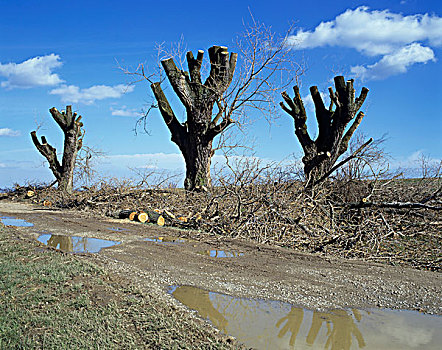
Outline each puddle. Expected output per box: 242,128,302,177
0,216,34,227
199,250,244,258
37,234,120,253
144,236,186,244
169,285,442,350
106,227,129,232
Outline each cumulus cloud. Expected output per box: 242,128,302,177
110,105,140,117
351,43,435,80
0,128,20,137
287,6,441,80
0,54,63,89
288,6,442,55
50,84,134,104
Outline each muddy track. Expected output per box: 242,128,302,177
1,201,441,316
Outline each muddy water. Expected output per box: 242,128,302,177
170,285,442,350
0,216,34,227
37,234,120,253
199,250,244,258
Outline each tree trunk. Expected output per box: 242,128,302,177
280,76,369,186
31,106,83,194
183,135,213,190
151,46,237,191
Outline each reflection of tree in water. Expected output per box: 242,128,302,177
172,286,228,332
275,307,304,347
172,285,366,349
47,235,73,251
276,307,365,350
322,309,365,350
206,250,241,258
73,237,89,252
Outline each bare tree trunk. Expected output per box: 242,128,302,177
31,106,83,194
280,76,369,186
183,133,213,190
151,46,237,191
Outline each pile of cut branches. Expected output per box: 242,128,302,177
6,164,441,271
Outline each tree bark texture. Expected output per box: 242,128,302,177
151,46,238,191
30,106,83,194
280,76,369,185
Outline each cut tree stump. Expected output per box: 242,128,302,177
135,212,149,223
147,210,165,226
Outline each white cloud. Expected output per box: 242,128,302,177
0,128,20,137
50,84,134,104
0,54,63,89
287,7,441,80
351,43,436,81
110,105,140,117
288,7,442,55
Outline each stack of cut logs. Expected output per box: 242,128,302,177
118,209,201,227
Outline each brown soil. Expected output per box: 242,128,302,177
1,201,441,317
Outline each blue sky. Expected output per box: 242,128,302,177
0,0,441,187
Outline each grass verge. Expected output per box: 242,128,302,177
0,225,237,349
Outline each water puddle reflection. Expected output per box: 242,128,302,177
1,216,34,227
145,236,186,244
169,285,442,350
37,234,120,253
199,250,244,258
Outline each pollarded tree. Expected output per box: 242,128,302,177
151,46,237,190
30,105,84,194
280,76,369,186
129,21,301,191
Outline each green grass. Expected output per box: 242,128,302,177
0,226,237,349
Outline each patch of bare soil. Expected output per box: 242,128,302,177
1,201,441,317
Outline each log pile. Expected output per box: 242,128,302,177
118,209,165,226
116,207,202,227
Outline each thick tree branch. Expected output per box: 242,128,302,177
310,86,331,145
161,58,194,109
151,82,188,147
339,111,365,156
355,87,369,112
205,46,238,94
186,50,204,84
30,131,62,180
280,86,313,151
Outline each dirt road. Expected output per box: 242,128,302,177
1,201,441,316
